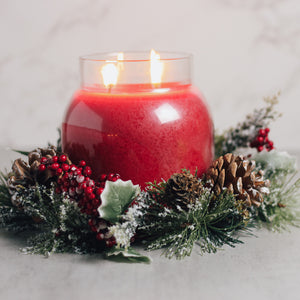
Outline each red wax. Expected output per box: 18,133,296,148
62,83,214,187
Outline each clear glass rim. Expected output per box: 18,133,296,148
80,51,192,63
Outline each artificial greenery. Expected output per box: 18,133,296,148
252,151,300,231
99,179,140,223
137,189,246,259
0,177,106,256
0,95,299,263
0,173,37,231
215,93,281,157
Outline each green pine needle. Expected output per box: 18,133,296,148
255,172,300,232
136,190,247,259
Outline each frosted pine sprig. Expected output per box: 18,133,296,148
215,93,282,156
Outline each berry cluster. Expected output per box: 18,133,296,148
38,154,120,247
250,128,274,152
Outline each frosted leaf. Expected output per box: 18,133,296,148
98,179,140,223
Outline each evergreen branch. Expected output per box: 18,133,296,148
252,151,300,231
12,150,30,156
255,173,300,231
0,174,105,256
215,93,281,157
0,173,37,231
112,190,247,260
55,128,62,153
18,184,105,256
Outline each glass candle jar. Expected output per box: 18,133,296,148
62,51,214,187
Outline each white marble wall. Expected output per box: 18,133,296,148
0,0,300,150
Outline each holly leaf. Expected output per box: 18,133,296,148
105,246,151,264
98,179,140,223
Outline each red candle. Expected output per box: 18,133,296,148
62,52,214,188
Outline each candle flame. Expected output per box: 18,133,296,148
101,63,119,88
150,49,163,85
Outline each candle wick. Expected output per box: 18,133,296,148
152,83,161,89
108,85,112,93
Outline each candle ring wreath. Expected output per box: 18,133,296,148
1,93,300,263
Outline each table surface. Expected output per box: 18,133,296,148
1,147,300,300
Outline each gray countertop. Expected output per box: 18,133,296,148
1,148,300,300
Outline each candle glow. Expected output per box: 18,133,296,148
150,49,163,85
101,63,119,88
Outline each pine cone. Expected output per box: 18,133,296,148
7,146,61,207
203,153,270,208
164,170,203,210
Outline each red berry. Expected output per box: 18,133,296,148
79,160,86,167
62,163,70,172
59,154,67,163
88,193,96,200
69,187,76,196
84,167,92,176
51,163,60,170
68,172,74,179
87,180,95,187
96,187,104,195
257,145,264,152
106,238,116,247
70,179,77,186
259,129,266,137
76,175,85,183
85,187,93,194
92,199,100,207
76,187,83,194
62,187,68,193
88,219,95,227
92,209,99,216
108,173,115,181
56,168,63,175
52,156,58,163
100,182,106,188
80,183,87,190
266,141,274,151
256,136,264,144
74,169,81,176
265,128,270,134
70,164,77,171
40,157,47,164
38,164,46,172
96,232,105,240
62,173,69,181
63,181,70,187
99,174,107,182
